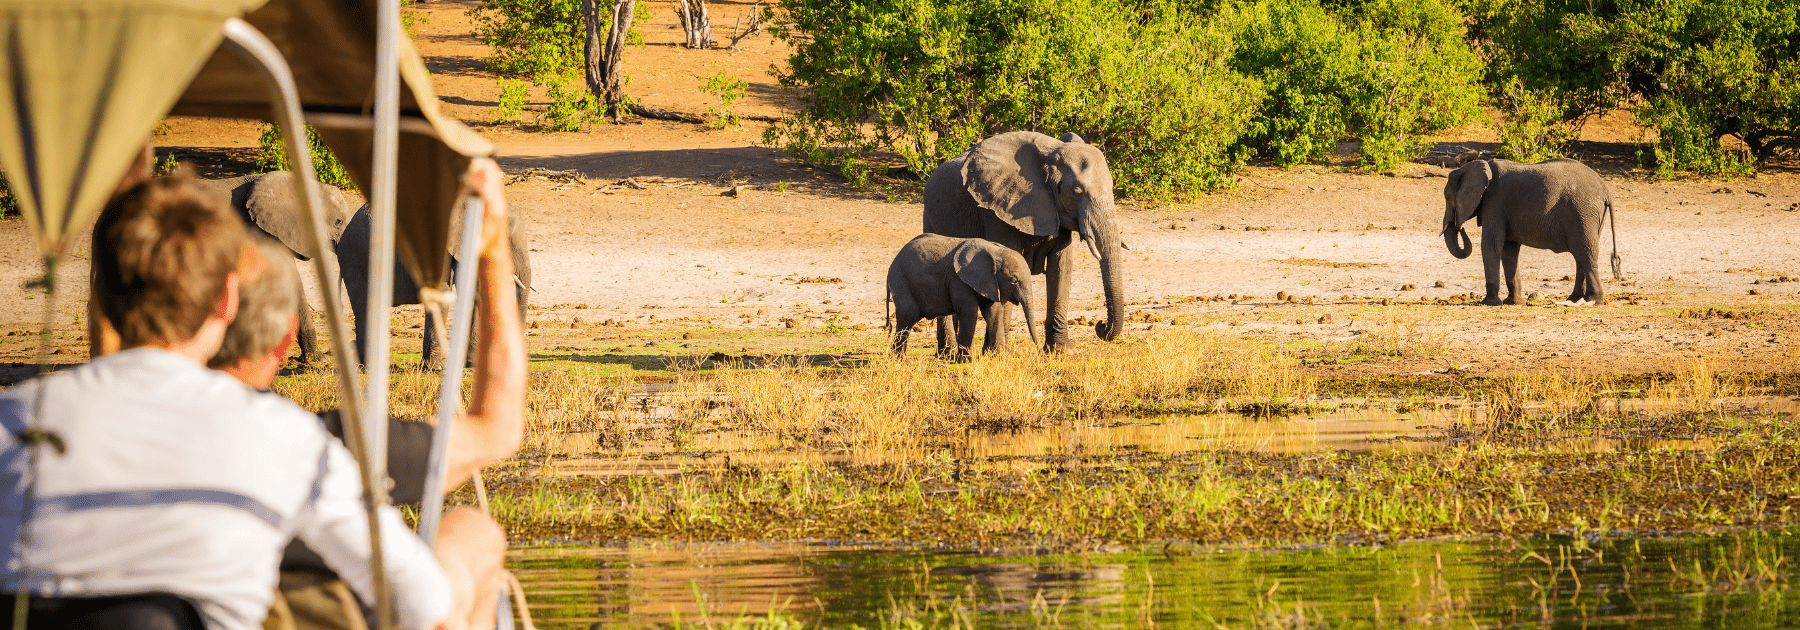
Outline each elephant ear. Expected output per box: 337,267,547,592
244,171,354,260
951,242,1004,303
962,131,1063,238
1452,160,1492,227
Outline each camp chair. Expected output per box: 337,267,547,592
0,0,498,627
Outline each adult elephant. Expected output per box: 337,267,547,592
193,171,354,364
1442,158,1620,305
922,131,1127,351
337,202,531,368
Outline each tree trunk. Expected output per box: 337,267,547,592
584,0,635,122
676,0,712,49
582,0,603,100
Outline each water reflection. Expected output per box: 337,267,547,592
511,531,1800,628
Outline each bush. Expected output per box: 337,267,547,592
1465,0,1800,175
1226,0,1484,171
1496,77,1580,162
700,70,747,129
0,171,13,219
539,73,600,131
764,0,1480,196
254,124,357,191
492,77,531,124
470,0,654,78
765,0,1261,199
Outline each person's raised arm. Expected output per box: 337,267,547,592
444,158,526,489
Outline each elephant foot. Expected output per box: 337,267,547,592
1502,296,1525,305
1481,296,1504,306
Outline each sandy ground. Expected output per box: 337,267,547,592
1,0,1797,378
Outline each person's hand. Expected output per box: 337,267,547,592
462,158,509,256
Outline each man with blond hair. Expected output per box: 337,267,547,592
215,159,524,630
0,171,453,630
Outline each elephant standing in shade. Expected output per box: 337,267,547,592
337,202,532,368
193,171,354,364
923,131,1127,352
887,234,1040,360
1442,158,1621,305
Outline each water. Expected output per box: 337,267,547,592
510,531,1800,628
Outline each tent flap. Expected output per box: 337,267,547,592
0,0,258,257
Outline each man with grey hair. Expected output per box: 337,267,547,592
214,158,525,630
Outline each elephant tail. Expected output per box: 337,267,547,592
884,289,893,333
1607,198,1622,281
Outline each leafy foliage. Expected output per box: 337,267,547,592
1227,0,1484,171
1496,78,1580,162
492,77,531,124
765,0,1262,198
470,0,655,78
700,70,748,129
254,124,357,191
1465,0,1800,175
0,171,13,219
540,73,601,131
764,0,1481,197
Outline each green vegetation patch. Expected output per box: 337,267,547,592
472,416,1800,547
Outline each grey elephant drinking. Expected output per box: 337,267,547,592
887,234,1040,361
923,131,1128,351
1442,158,1621,305
337,202,532,367
193,171,354,364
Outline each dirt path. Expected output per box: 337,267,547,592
1,0,1796,379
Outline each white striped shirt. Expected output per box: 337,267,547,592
0,348,450,630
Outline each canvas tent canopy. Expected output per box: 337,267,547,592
0,0,491,293
0,0,494,625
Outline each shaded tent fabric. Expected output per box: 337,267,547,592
172,0,494,290
0,0,492,293
0,0,260,259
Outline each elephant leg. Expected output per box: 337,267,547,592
295,300,320,364
982,301,1009,354
1571,248,1603,304
1501,241,1524,305
1479,229,1506,306
980,300,1004,355
423,309,450,371
952,308,978,363
892,300,921,356
1043,245,1074,350
935,316,956,360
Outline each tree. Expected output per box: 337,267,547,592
675,0,713,49
583,0,636,122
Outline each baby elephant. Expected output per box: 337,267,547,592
887,234,1040,360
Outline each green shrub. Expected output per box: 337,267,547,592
493,77,531,124
0,171,13,219
539,73,600,131
1496,77,1580,163
1465,0,1800,175
1227,0,1483,171
765,0,1261,199
700,70,747,129
254,124,357,190
470,0,654,78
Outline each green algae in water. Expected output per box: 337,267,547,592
508,531,1800,628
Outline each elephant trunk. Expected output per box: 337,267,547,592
1021,292,1041,351
1085,204,1127,341
1443,225,1473,260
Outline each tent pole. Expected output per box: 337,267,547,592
418,197,484,547
367,0,403,625
218,16,392,628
